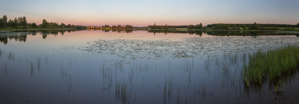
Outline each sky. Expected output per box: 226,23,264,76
0,0,298,26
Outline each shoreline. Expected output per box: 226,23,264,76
1,28,299,35
0,28,79,32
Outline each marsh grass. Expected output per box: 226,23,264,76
243,45,299,86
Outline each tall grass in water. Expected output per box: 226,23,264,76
243,45,299,86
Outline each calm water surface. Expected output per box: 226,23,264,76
1,30,299,104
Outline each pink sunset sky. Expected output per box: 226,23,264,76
1,0,298,27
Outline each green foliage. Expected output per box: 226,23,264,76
297,23,299,27
199,23,203,29
125,25,133,29
249,22,260,30
214,24,230,30
242,24,247,30
7,19,13,27
32,23,37,28
208,23,297,28
0,15,9,28
49,22,58,28
42,19,49,28
187,23,203,29
20,16,27,28
60,23,66,28
151,23,160,29
2,15,7,28
195,23,203,29
0,18,3,28
188,25,195,29
0,15,85,29
67,24,72,28
233,25,238,30
13,18,18,28
243,45,299,86
273,80,285,93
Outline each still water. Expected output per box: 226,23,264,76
0,30,299,104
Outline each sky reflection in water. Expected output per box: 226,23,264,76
0,30,299,104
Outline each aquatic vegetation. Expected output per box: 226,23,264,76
272,80,285,93
0,48,2,57
82,36,299,59
115,81,133,104
243,45,299,86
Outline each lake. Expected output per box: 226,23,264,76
1,30,299,104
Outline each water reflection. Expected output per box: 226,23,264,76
94,55,299,104
82,36,299,60
1,30,299,45
0,48,2,57
0,49,75,92
0,29,82,44
1,31,299,104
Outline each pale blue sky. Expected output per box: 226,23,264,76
0,0,298,26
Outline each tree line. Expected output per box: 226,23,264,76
99,24,133,30
0,15,28,28
150,23,203,30
188,23,203,29
0,15,86,29
207,22,299,30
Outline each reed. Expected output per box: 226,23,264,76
243,45,299,86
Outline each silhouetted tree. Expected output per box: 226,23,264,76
60,23,66,28
195,23,203,29
233,25,237,30
21,16,27,28
214,24,229,30
67,24,71,28
243,24,247,30
0,18,3,28
2,15,7,28
17,17,22,26
188,25,195,29
249,22,260,30
153,23,156,29
199,23,203,29
112,25,117,30
49,22,58,27
42,19,48,28
71,25,77,28
7,19,13,27
32,23,37,28
125,25,133,29
13,18,18,28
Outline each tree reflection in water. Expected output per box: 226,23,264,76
0,29,81,44
1,31,299,103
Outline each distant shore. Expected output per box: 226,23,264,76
0,28,78,32
2,28,299,33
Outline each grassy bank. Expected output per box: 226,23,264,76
243,45,299,86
